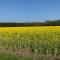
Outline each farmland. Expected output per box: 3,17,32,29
0,26,60,32
0,26,60,60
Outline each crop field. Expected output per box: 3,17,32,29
0,26,60,60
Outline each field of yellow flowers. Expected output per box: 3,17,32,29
0,26,60,32
0,26,60,60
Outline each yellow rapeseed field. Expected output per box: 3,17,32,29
0,26,60,32
0,26,60,58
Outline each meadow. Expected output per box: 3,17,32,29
0,26,60,60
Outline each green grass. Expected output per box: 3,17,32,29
0,53,32,60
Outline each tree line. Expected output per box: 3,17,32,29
0,20,60,27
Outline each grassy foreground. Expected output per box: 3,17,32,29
0,53,32,60
0,26,60,60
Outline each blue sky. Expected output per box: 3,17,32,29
0,0,60,22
